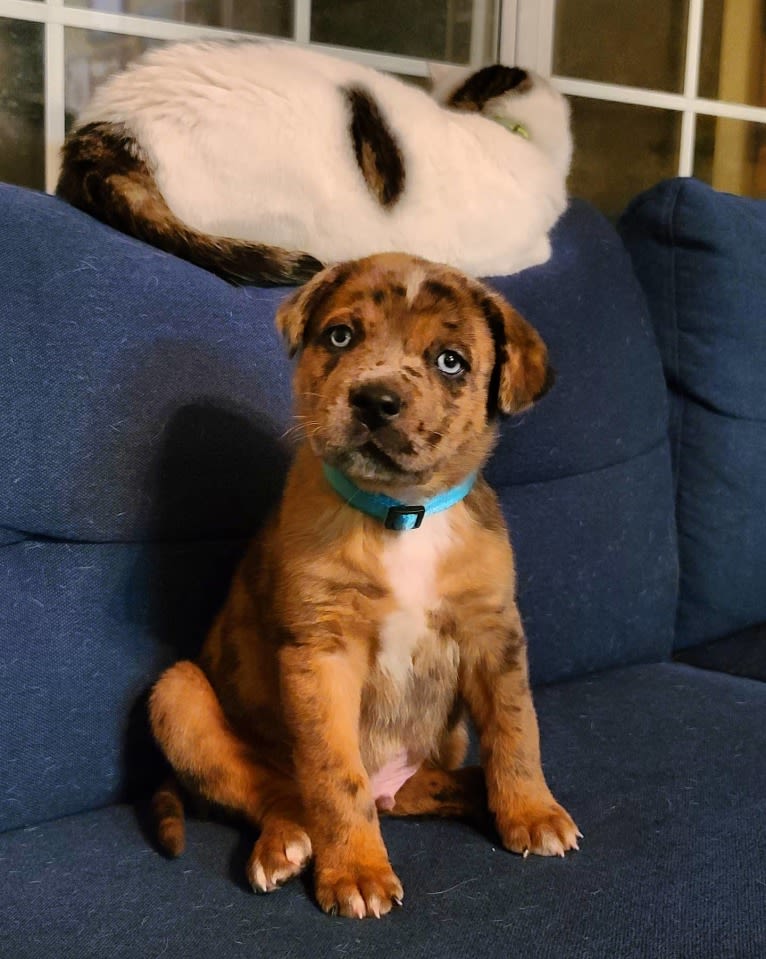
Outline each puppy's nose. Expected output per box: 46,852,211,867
349,383,402,430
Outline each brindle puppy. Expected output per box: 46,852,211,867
149,253,580,919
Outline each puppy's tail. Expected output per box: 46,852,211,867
56,121,323,286
151,773,187,858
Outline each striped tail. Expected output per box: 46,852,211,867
57,121,323,287
151,774,186,858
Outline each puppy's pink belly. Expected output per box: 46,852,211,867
369,751,422,811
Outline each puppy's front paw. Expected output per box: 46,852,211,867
496,798,581,858
315,857,404,919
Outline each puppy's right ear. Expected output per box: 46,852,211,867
275,261,355,358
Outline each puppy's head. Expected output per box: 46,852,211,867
276,253,552,495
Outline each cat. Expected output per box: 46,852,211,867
57,41,572,286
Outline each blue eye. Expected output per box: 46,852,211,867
436,350,467,377
327,325,354,349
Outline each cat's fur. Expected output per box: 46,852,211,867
57,42,572,285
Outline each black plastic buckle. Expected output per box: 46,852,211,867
384,504,426,531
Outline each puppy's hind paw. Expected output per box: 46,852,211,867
247,822,312,893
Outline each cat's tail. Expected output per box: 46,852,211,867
57,121,323,286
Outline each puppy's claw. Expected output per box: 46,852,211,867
497,799,580,858
316,862,404,919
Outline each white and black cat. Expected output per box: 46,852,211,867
58,41,571,285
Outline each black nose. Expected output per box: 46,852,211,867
349,383,402,430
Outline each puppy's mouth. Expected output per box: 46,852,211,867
327,439,410,480
358,441,408,474
319,422,425,483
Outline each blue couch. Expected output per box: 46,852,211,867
1,177,764,959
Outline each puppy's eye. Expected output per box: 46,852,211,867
325,325,354,349
436,350,468,377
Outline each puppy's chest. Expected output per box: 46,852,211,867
371,513,458,700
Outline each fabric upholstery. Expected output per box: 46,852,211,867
618,178,766,649
2,664,764,959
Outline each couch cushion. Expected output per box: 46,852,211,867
0,184,676,832
618,177,766,649
485,202,677,682
0,539,243,834
2,663,764,959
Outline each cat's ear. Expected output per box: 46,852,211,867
428,62,472,104
275,261,355,357
446,64,531,112
472,286,554,416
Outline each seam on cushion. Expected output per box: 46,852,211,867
671,386,766,424
493,435,670,490
668,181,685,508
669,180,689,642
0,529,251,548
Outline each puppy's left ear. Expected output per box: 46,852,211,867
275,261,355,357
477,290,554,416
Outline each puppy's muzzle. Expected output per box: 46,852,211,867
349,382,403,432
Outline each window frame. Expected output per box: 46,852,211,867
0,0,500,191
1,0,765,193
511,0,766,181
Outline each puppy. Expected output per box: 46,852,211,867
149,252,580,919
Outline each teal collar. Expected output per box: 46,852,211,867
489,115,530,139
322,463,477,532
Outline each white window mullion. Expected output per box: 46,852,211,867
44,0,66,194
552,76,766,125
514,0,554,72
0,0,47,22
497,0,518,63
469,0,490,66
678,0,705,176
293,0,311,46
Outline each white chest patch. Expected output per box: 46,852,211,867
377,511,454,689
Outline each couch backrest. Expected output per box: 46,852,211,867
619,178,766,649
0,183,677,832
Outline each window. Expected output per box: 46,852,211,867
511,0,766,216
0,0,498,192
1,0,764,215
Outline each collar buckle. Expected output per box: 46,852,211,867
384,504,426,531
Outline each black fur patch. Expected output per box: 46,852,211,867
474,292,507,418
298,263,358,354
421,279,460,305
57,121,322,286
535,364,557,402
448,65,531,112
345,86,406,208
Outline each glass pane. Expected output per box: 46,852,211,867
311,0,495,64
699,0,766,107
695,115,766,199
0,18,45,190
65,2,291,37
567,97,681,219
554,0,689,92
65,29,163,128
